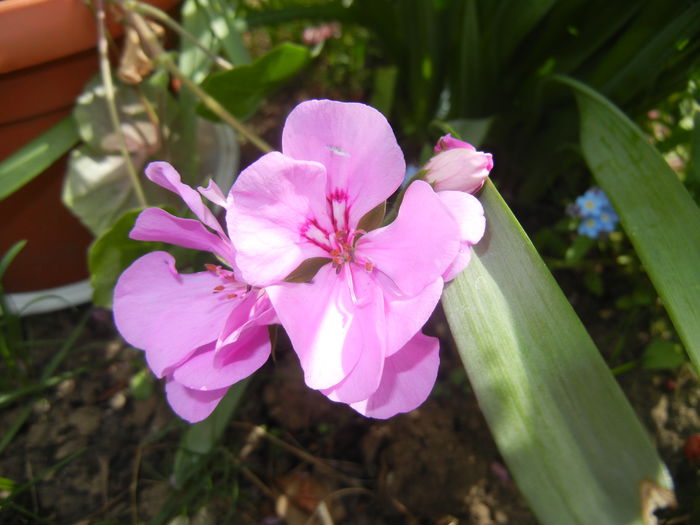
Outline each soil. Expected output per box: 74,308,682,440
0,303,698,525
2,71,698,525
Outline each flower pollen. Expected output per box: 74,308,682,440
300,190,375,275
205,264,248,300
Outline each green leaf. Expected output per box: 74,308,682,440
564,234,594,264
442,181,673,524
0,241,26,283
369,66,398,118
0,476,16,492
179,0,224,82
65,76,174,236
172,379,249,488
129,367,155,401
202,0,251,66
87,209,165,308
198,43,311,122
72,76,169,153
0,116,79,200
62,147,146,236
558,75,700,373
641,340,687,370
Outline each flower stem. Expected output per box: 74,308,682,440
95,0,148,207
121,0,233,70
122,8,274,154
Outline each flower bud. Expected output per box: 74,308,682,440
424,134,493,193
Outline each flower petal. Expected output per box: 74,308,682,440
268,263,387,394
382,276,443,356
165,378,229,423
215,291,277,356
437,191,486,281
145,162,225,236
319,267,386,403
349,332,440,419
173,326,270,390
130,207,235,265
229,151,332,286
281,100,405,225
113,251,237,377
359,181,459,296
198,179,227,207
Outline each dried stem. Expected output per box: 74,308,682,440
122,8,274,154
122,0,233,70
95,0,148,207
232,422,361,487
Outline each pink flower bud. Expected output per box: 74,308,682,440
425,134,493,193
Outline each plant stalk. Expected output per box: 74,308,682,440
123,8,274,154
122,0,233,70
95,0,148,207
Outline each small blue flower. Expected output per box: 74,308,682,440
572,187,619,238
597,208,619,233
574,187,608,218
578,217,603,238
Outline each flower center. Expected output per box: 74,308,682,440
205,264,250,300
300,190,374,274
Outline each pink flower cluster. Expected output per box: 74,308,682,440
302,23,341,46
113,100,491,422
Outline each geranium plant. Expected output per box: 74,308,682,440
114,99,488,421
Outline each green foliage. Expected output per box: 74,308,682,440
198,43,311,121
560,75,700,373
442,181,672,524
63,74,177,236
170,379,249,513
641,340,687,370
129,367,156,401
88,209,166,308
0,117,79,201
0,242,27,381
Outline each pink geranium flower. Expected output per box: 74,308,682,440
113,162,275,423
229,100,482,418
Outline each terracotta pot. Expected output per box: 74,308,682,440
0,0,178,303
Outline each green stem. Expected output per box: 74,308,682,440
95,0,148,207
121,0,233,70
610,359,641,376
123,8,274,154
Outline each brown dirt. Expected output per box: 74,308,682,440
1,304,698,524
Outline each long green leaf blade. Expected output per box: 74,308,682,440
558,75,700,372
442,181,673,524
0,116,79,201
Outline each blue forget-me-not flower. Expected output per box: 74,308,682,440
571,187,619,238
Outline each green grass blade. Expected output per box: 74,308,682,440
558,75,700,372
600,2,700,105
442,180,673,524
0,241,26,283
0,116,79,200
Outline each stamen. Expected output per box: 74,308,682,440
207,265,247,300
